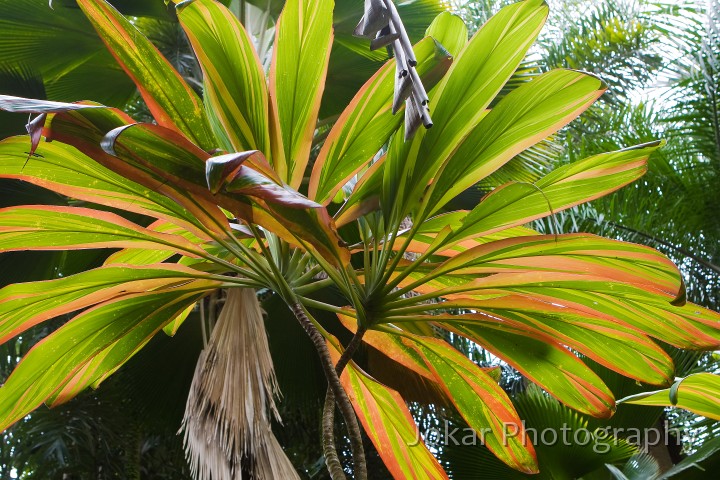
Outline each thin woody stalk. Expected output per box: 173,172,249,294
321,327,368,478
289,304,368,480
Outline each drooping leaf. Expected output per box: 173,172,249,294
0,206,205,257
45,106,232,237
0,286,216,431
0,136,208,238
0,264,222,344
206,152,320,209
337,313,436,382
407,335,539,473
76,0,215,150
328,345,448,480
270,0,334,187
449,327,616,418
618,373,720,421
64,113,330,255
177,0,271,159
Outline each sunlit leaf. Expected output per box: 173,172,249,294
76,0,215,150
328,344,448,479
0,285,216,430
270,0,333,187
619,373,720,421
178,0,270,159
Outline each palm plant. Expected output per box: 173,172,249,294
1,0,720,479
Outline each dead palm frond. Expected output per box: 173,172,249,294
182,288,298,480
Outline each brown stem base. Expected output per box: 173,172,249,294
290,304,367,480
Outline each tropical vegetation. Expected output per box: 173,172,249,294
0,0,719,478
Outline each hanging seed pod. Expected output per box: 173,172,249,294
354,0,390,38
370,28,400,51
392,74,413,114
355,0,433,140
382,0,417,66
408,66,429,106
404,95,422,141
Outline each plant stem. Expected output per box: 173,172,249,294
322,389,345,479
289,304,367,480
321,327,368,480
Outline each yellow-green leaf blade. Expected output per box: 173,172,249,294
0,206,204,257
408,336,539,473
448,326,616,418
446,141,660,247
619,373,720,421
76,0,215,150
422,69,606,217
0,264,216,345
0,286,215,431
271,0,334,187
178,0,271,159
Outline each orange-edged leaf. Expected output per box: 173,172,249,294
102,122,210,180
337,313,435,382
382,0,549,222
619,373,720,421
441,324,615,418
419,69,606,218
328,345,448,480
310,37,452,205
0,136,209,239
45,107,232,237
521,289,720,351
206,152,320,209
0,206,205,256
103,122,317,214
393,209,539,257
427,234,683,302
397,306,673,386
444,141,660,248
0,263,220,345
270,0,333,187
406,335,538,473
104,220,212,266
177,0,271,159
0,286,215,430
76,0,215,150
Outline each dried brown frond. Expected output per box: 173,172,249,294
182,288,298,480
